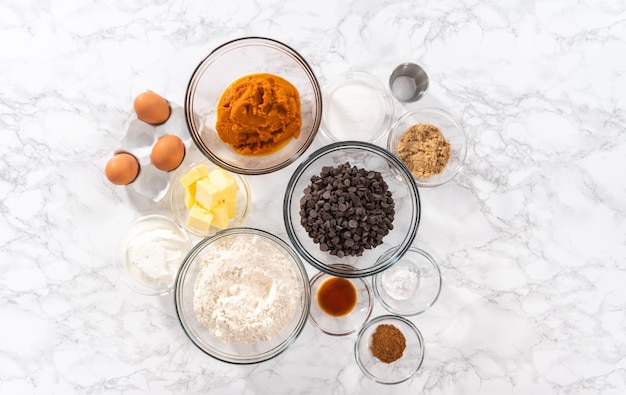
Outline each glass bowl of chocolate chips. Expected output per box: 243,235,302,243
283,141,421,278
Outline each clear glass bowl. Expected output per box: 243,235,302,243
184,37,323,175
308,267,373,336
354,315,425,384
169,159,251,238
116,215,191,296
283,141,421,278
387,107,467,187
174,227,311,364
372,247,442,316
321,71,395,144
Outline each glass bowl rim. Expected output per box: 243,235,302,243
283,140,421,278
184,36,323,175
173,226,312,364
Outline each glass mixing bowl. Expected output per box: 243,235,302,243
185,37,322,175
283,141,421,278
174,227,311,364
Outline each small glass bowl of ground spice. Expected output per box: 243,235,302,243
387,107,467,187
308,267,374,336
354,315,425,384
372,247,442,316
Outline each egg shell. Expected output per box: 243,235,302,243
151,135,185,172
134,91,171,125
105,153,140,185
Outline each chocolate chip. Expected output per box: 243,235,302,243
299,162,395,257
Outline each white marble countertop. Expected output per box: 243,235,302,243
2,0,626,394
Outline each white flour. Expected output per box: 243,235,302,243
193,235,300,344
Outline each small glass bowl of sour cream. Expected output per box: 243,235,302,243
116,215,192,295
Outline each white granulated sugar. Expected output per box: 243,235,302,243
193,235,300,344
325,82,385,141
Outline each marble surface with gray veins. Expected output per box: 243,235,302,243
1,0,625,394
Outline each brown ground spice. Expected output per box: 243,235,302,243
370,324,406,363
397,123,450,178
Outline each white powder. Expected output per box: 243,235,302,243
381,265,419,300
325,81,386,141
193,235,300,344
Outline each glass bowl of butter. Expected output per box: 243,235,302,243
170,159,251,238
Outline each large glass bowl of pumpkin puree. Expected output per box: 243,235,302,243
185,37,323,175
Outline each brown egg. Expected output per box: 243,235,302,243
133,91,171,125
151,135,185,171
105,153,140,185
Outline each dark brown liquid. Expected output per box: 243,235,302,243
317,277,357,316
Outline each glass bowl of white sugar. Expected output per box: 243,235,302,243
174,227,311,364
372,247,442,316
320,71,395,144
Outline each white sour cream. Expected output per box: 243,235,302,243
124,221,189,289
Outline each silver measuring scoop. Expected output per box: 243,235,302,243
389,63,429,103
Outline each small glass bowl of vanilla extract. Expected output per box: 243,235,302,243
308,265,374,336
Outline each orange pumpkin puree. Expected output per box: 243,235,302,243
216,73,302,155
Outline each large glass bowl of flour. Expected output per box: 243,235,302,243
174,227,311,364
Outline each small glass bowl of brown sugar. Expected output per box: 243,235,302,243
354,315,425,384
387,107,467,187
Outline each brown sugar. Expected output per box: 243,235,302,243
397,123,450,178
370,324,406,363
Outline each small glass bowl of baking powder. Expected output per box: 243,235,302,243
372,247,442,316
116,215,192,296
387,107,467,188
321,71,395,144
